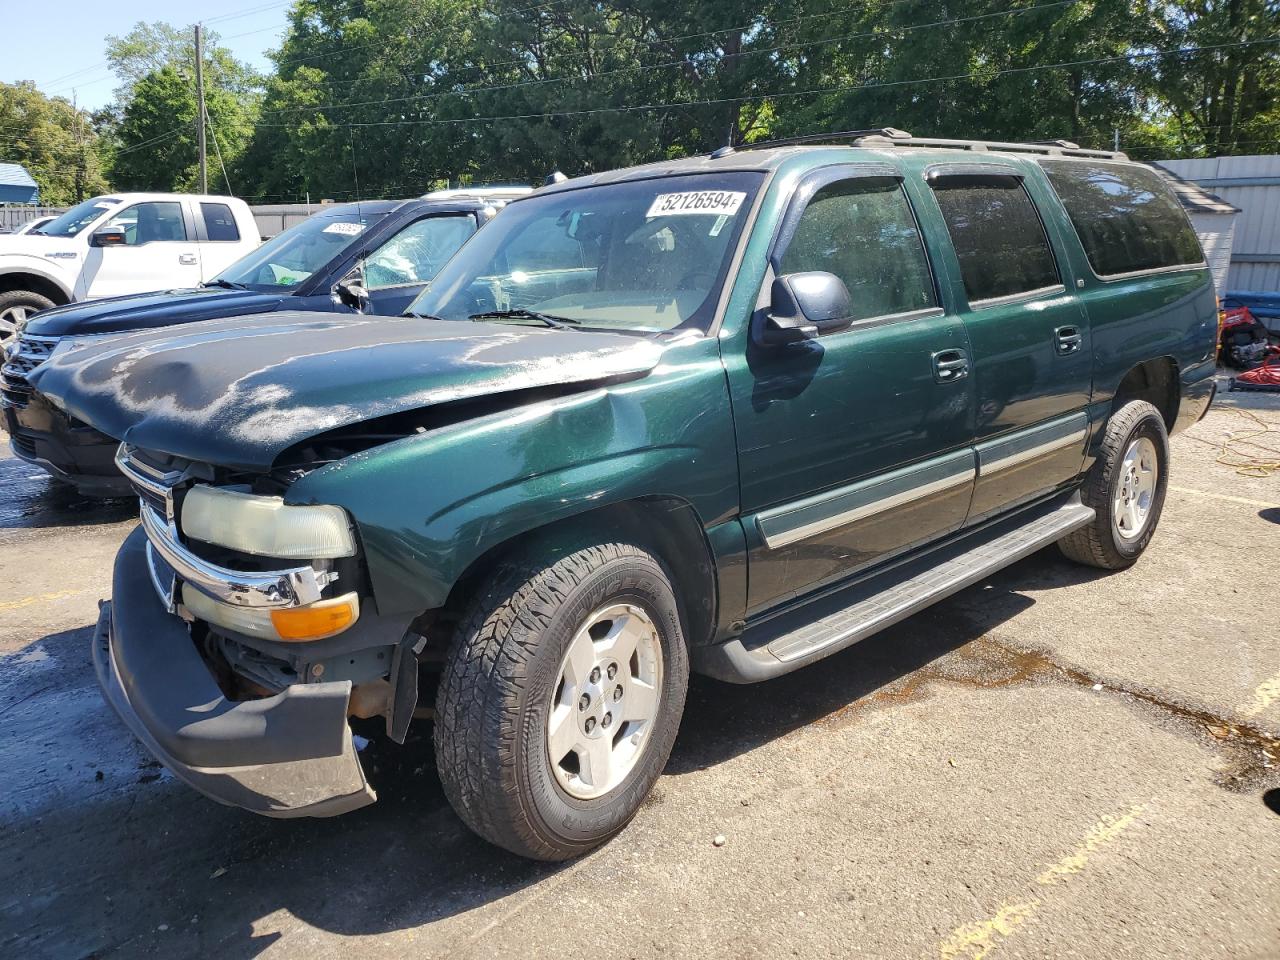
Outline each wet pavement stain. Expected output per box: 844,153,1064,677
0,458,136,531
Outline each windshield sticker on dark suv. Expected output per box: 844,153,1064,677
646,191,746,218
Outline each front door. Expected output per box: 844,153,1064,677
725,166,976,616
924,167,1093,522
82,200,202,298
362,213,478,315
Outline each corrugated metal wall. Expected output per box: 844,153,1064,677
1157,155,1280,292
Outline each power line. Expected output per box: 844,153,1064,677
259,0,1079,117
251,38,1280,131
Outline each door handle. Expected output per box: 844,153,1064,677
178,253,198,266
932,348,969,383
1055,325,1084,355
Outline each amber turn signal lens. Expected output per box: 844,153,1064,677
270,593,360,642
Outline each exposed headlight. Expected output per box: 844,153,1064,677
181,486,356,559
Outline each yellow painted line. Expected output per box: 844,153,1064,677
1167,485,1280,510
939,901,1039,960
1036,807,1145,885
938,805,1146,960
0,588,93,612
1241,672,1280,719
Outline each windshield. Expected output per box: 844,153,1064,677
35,197,120,237
409,172,764,333
215,210,390,291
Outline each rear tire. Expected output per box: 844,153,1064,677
435,539,689,861
1058,399,1169,570
0,290,54,345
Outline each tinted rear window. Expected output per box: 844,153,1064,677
931,175,1060,304
201,202,240,242
1039,160,1203,277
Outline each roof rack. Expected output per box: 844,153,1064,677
726,128,1127,161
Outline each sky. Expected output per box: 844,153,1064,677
1,0,292,111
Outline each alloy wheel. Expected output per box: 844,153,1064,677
547,602,664,800
1112,435,1158,541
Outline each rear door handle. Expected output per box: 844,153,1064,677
178,253,198,266
932,348,969,383
1055,325,1084,355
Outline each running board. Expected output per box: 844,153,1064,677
694,495,1095,683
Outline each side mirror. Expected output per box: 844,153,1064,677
757,271,853,346
90,227,128,248
334,280,370,313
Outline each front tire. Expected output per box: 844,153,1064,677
0,290,54,345
435,539,689,861
1058,399,1170,570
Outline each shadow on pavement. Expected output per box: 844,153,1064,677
0,547,1112,960
0,457,136,531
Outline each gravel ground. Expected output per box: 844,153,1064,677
1,385,1278,960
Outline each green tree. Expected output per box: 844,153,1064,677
1142,0,1280,156
0,82,109,205
105,22,263,192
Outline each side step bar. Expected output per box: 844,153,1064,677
694,495,1095,684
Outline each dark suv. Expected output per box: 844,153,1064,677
1,190,527,495
33,131,1216,860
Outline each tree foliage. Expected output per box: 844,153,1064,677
0,82,109,205
105,22,263,193
26,1,1280,201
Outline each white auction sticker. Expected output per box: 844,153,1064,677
646,191,746,218
322,221,365,236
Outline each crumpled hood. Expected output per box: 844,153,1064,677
25,287,288,338
30,311,664,471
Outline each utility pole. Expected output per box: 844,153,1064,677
1114,128,1121,153
194,24,208,194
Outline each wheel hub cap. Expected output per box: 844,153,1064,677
547,602,663,800
1112,436,1158,541
0,305,29,344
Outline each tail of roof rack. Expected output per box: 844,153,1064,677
730,129,1127,161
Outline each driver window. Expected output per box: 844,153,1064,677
780,178,937,322
107,201,188,245
364,216,475,289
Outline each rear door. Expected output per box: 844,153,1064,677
924,165,1092,522
83,200,203,297
194,201,248,280
726,164,976,615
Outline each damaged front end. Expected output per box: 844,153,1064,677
96,444,421,817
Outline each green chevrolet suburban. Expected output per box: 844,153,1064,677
32,130,1217,860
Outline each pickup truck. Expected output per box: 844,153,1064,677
34,131,1217,861
2,191,528,496
0,192,260,344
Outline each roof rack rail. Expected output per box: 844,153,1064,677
730,128,913,153
726,129,1127,161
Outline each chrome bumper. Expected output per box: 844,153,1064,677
139,505,335,609
95,529,376,818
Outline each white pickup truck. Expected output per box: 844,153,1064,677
0,193,260,343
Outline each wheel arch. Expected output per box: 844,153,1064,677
418,496,720,665
1111,356,1179,432
0,268,72,306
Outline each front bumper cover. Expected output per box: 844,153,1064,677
94,528,376,817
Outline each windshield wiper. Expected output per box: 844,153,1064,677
469,308,581,330
202,278,248,290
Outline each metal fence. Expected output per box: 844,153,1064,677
0,206,65,232
1156,155,1280,293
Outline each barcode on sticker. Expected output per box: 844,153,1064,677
646,191,746,218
